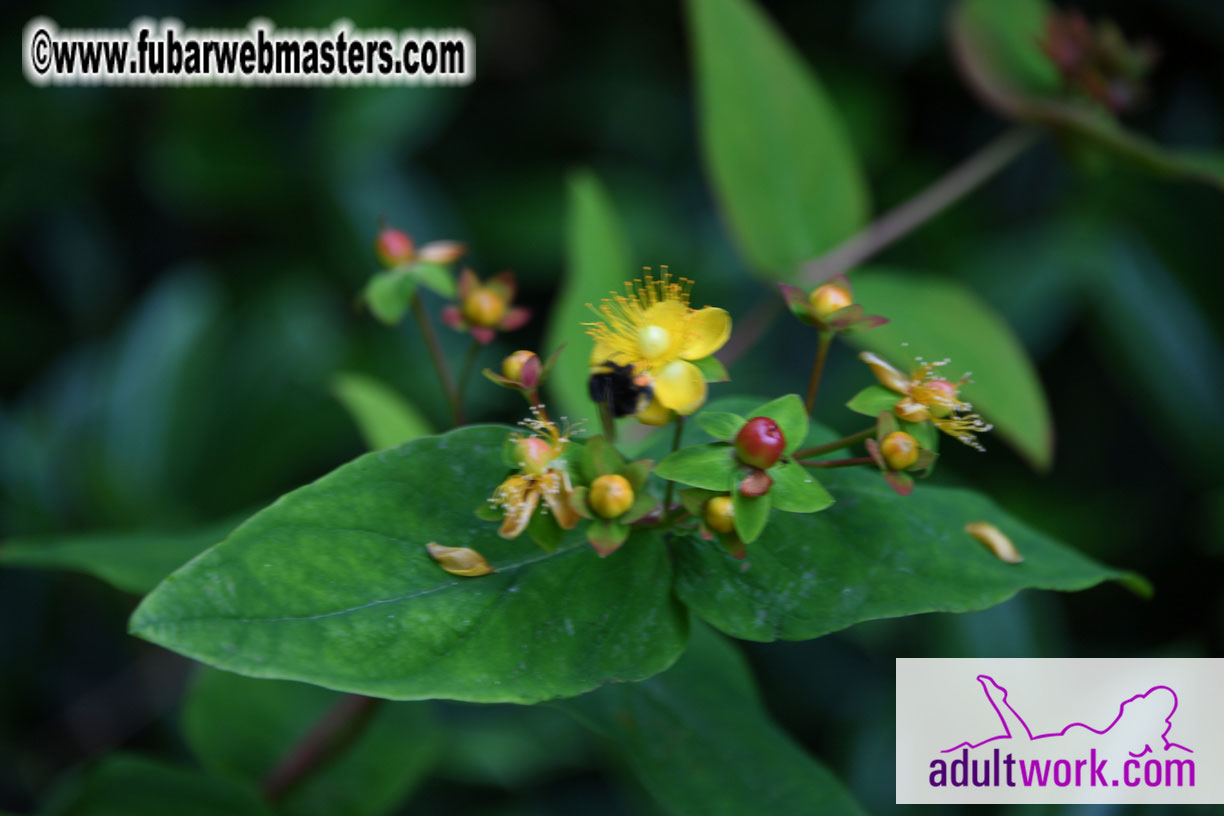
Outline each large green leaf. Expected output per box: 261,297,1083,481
671,398,1142,643
559,624,865,816
545,171,633,428
331,371,432,451
130,426,688,703
951,0,1224,191
688,0,869,277
43,755,270,816
183,669,438,816
847,270,1053,470
0,514,245,594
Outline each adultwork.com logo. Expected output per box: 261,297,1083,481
929,674,1194,790
895,658,1223,804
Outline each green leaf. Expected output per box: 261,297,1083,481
848,270,1053,470
182,669,438,816
690,355,730,383
951,0,1224,191
42,755,271,816
679,488,720,518
411,262,456,298
363,271,416,326
655,444,738,490
580,435,627,484
689,0,869,277
845,385,899,418
674,416,1138,642
558,624,866,816
768,461,833,514
0,515,245,595
546,171,633,428
130,426,688,704
331,372,432,451
750,394,807,454
694,411,745,441
731,490,770,544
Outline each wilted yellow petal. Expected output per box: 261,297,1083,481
498,487,539,539
653,360,707,415
965,521,1022,564
680,307,732,360
426,542,495,576
859,351,910,394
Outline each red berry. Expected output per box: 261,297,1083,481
375,227,414,267
734,417,786,469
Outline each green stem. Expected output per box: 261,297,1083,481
804,331,833,414
662,417,685,517
801,127,1040,284
410,294,462,426
792,426,875,460
798,456,874,469
456,337,481,417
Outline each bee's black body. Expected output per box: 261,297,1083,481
588,360,652,417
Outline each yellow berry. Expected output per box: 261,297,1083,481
704,495,735,534
589,474,635,519
880,431,919,471
635,396,674,426
809,284,853,320
502,350,538,383
461,287,507,328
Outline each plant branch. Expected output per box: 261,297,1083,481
800,127,1041,284
410,294,462,426
792,426,875,460
262,694,382,803
456,337,481,415
662,417,684,519
804,331,833,414
798,456,874,469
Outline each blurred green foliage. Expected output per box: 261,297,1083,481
3,0,1223,813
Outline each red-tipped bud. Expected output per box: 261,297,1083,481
881,431,919,471
516,437,555,475
809,284,853,320
375,226,414,268
461,287,508,328
589,474,635,519
704,495,735,534
502,350,540,387
734,417,786,470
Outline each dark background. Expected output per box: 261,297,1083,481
3,0,1223,813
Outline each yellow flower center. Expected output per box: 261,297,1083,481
638,325,671,358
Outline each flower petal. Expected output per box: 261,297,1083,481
485,271,517,302
498,306,531,332
498,487,539,539
859,351,910,394
680,307,732,360
653,360,708,415
544,485,582,530
457,268,479,300
471,327,497,345
441,305,466,331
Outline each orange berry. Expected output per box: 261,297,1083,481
589,474,635,519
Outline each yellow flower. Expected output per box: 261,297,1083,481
584,267,731,415
859,351,993,451
490,410,581,539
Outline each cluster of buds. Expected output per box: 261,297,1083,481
1041,8,1158,115
375,225,466,269
443,269,531,345
779,274,887,335
858,351,992,451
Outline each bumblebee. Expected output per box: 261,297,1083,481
588,360,652,418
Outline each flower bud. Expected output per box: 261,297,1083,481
704,495,735,534
418,240,466,264
461,287,508,328
635,396,675,426
375,226,414,268
738,469,773,497
880,431,919,471
589,474,635,519
502,350,540,386
734,417,786,470
965,521,1023,564
516,437,555,475
809,283,853,320
426,542,494,576
893,397,930,423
